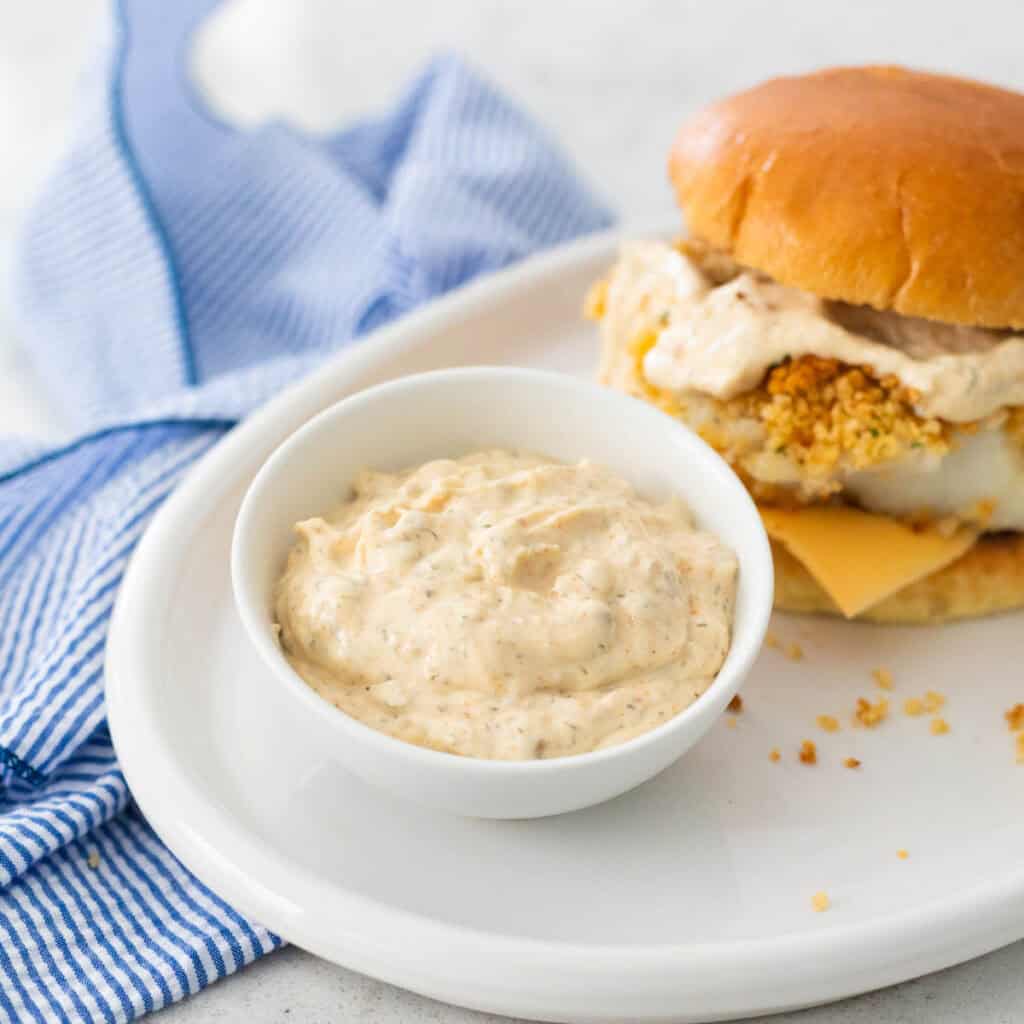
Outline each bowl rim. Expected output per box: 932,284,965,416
231,365,774,775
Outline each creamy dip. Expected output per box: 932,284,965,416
274,451,738,760
624,241,1024,423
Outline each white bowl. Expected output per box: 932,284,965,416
231,367,773,818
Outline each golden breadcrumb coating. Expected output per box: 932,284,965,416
735,356,950,477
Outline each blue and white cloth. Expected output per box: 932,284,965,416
0,2,611,1019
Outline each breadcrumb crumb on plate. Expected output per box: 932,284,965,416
769,748,781,763
817,715,840,733
844,757,862,770
799,740,817,764
812,891,831,913
1006,703,1024,731
872,668,894,691
930,718,951,735
854,698,889,727
897,850,910,860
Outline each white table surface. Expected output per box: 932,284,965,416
3,1,1023,1021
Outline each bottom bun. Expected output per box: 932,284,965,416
773,535,1024,624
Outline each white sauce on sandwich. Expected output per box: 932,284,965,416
630,241,1024,423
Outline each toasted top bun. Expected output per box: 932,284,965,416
669,66,1024,329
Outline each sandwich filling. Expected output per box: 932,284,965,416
638,247,1024,423
592,240,1024,533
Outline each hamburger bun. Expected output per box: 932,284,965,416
669,66,1024,329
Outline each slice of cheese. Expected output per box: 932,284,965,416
760,506,978,618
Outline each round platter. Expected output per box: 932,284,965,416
105,227,1024,1023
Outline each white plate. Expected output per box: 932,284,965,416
106,228,1024,1023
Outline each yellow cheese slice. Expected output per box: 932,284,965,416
760,506,978,618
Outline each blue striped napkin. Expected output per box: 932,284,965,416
0,1,611,1019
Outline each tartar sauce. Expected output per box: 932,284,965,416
275,450,738,760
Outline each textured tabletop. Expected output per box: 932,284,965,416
3,1,1023,1021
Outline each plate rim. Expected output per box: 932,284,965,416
105,226,1024,1021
